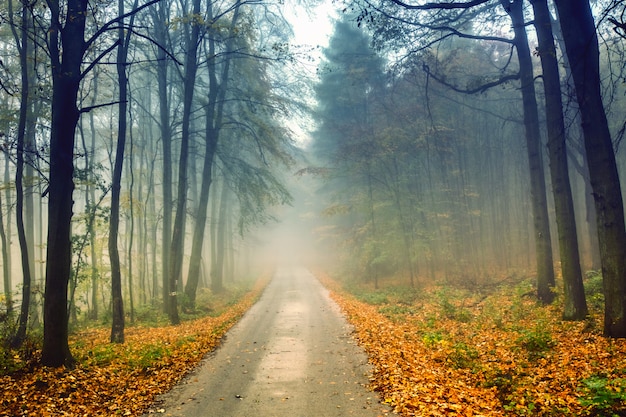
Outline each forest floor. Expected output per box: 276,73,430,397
0,275,270,416
317,270,626,416
2,269,626,416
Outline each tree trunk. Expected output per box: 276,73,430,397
211,180,229,294
530,0,587,320
552,0,626,337
42,0,86,367
168,0,201,324
87,82,99,320
12,0,33,347
153,1,173,315
184,0,240,308
0,177,9,316
109,0,131,343
502,0,555,303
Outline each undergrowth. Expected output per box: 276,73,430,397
320,271,626,417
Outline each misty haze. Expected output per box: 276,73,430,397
1,0,626,416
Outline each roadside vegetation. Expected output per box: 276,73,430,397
0,277,268,416
318,271,626,416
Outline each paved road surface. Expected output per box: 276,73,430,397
144,266,391,417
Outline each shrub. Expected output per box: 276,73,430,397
578,375,626,415
516,325,555,359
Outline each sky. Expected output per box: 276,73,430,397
287,3,336,53
280,3,339,146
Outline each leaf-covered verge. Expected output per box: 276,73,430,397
0,276,269,416
317,271,626,417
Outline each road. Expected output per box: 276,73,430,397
143,266,391,417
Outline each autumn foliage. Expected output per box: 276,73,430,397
0,278,268,416
318,271,626,417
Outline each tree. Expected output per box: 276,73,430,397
167,0,202,324
109,0,140,344
530,0,587,319
552,0,626,337
500,0,555,303
8,0,34,347
41,0,157,366
184,0,241,307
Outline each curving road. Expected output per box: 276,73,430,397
144,266,391,417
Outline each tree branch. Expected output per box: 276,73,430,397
387,0,492,10
79,100,125,114
422,62,519,94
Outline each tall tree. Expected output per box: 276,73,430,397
552,0,626,337
109,0,140,344
41,0,88,367
41,0,157,366
184,0,241,306
150,0,174,315
8,0,34,347
530,0,587,319
167,0,202,324
500,0,555,303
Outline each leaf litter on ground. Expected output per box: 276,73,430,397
316,271,626,417
0,276,269,416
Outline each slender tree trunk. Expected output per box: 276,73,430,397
0,182,9,316
11,0,33,347
110,0,140,342
109,1,128,344
552,0,626,337
502,0,555,303
530,0,587,320
126,118,135,323
367,168,378,289
168,0,201,324
184,0,240,308
211,180,229,293
153,1,173,315
87,82,99,320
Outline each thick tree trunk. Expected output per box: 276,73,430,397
552,0,626,337
530,0,587,320
502,0,555,303
41,0,87,367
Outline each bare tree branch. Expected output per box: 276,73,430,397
387,0,492,10
422,62,519,94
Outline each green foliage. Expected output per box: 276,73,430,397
421,330,446,347
128,343,172,371
0,314,41,375
133,304,170,327
349,288,389,306
515,325,555,359
436,288,472,322
378,304,417,320
448,341,479,369
87,344,117,366
584,270,605,311
578,375,626,415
